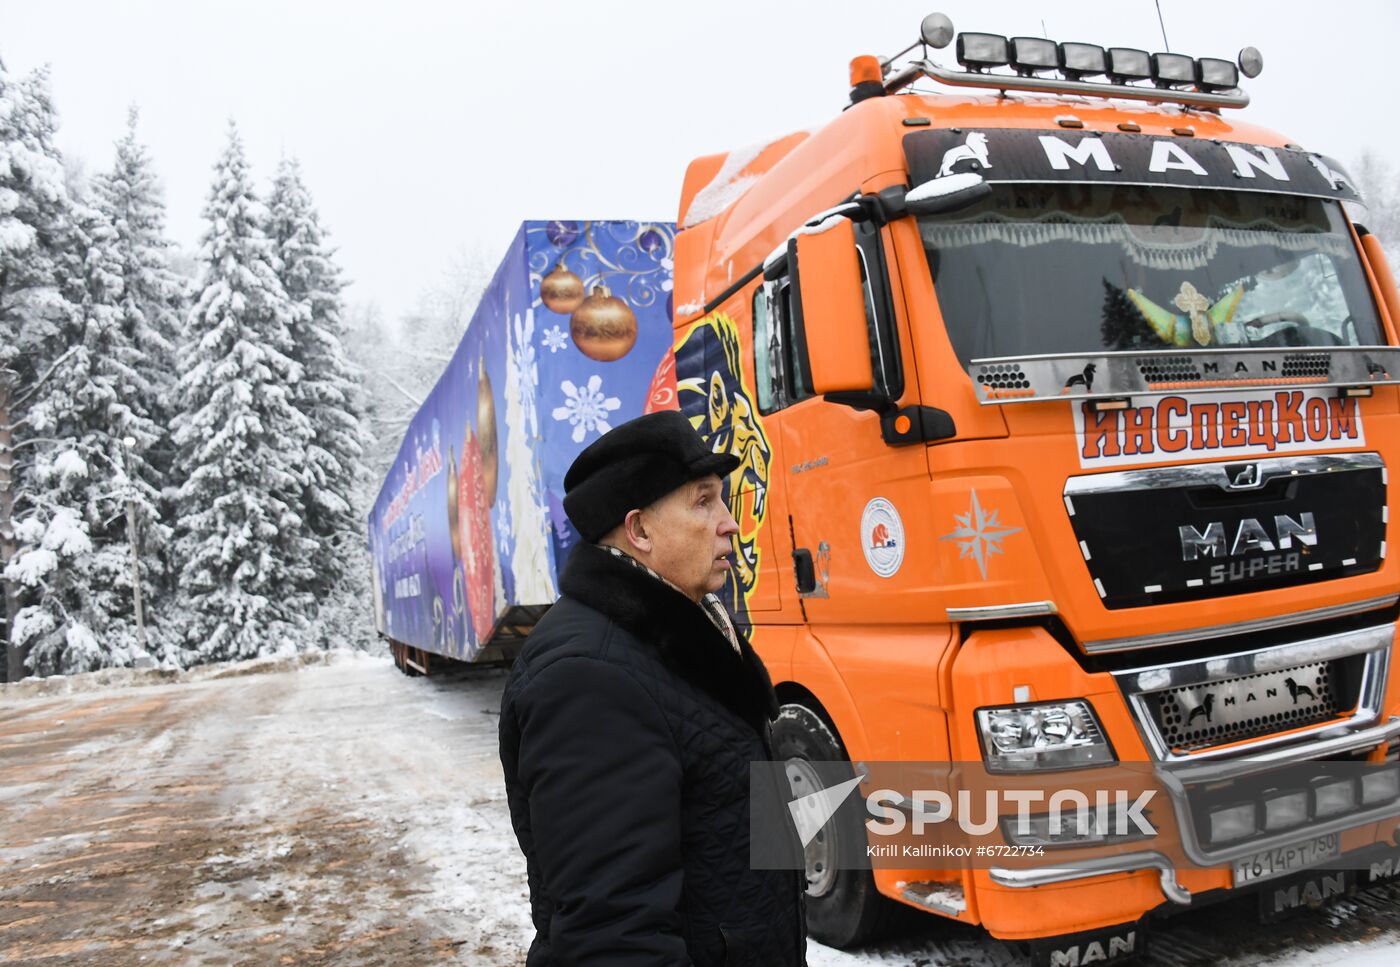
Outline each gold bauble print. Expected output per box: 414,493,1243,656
540,263,585,314
477,365,498,505
446,446,462,562
570,285,638,362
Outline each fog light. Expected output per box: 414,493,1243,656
1196,57,1239,91
957,33,1010,71
1107,47,1151,83
1151,52,1196,88
1059,42,1106,79
1003,802,1155,848
1209,802,1257,843
1312,778,1357,817
1262,789,1309,831
1360,766,1400,806
1009,36,1058,75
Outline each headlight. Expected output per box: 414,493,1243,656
975,700,1115,773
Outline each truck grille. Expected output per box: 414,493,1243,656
1064,453,1385,610
1113,623,1391,762
1147,659,1342,752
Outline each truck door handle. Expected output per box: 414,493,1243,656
792,548,816,594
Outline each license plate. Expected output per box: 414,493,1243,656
1233,834,1340,886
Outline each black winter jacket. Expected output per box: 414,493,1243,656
499,542,806,966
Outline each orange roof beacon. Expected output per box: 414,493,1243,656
672,11,1400,963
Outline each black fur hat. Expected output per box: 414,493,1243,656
562,410,740,542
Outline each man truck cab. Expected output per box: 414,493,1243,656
670,12,1400,960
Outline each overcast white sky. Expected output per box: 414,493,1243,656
4,0,1397,326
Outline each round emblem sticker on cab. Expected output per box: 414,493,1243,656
860,498,905,578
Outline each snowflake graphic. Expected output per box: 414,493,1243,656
542,325,568,353
512,310,540,434
660,257,673,291
552,374,621,443
938,490,1022,580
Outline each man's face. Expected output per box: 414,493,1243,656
639,475,739,602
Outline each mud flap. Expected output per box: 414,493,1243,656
1258,869,1351,922
1360,846,1400,886
1026,921,1146,966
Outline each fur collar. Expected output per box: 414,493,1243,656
558,542,779,733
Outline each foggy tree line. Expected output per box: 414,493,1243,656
1,60,375,679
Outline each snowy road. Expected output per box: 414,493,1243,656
3,653,1400,966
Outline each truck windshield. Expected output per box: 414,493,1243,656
918,185,1385,365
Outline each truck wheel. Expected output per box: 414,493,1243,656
772,703,895,948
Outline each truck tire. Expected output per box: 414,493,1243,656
771,702,896,948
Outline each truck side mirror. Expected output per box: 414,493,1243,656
903,171,991,216
789,216,875,395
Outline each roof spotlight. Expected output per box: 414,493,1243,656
1196,57,1240,92
1106,47,1152,83
921,12,955,49
1059,42,1107,80
1238,46,1264,78
1009,36,1059,75
1151,51,1196,88
956,32,1010,71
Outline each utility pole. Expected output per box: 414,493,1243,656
118,436,149,656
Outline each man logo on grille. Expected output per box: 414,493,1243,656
1227,463,1260,489
1186,693,1215,726
1284,677,1316,704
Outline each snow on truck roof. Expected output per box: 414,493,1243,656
674,92,1299,313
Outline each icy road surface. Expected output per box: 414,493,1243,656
3,652,1400,966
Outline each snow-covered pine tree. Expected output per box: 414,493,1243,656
171,123,317,662
14,192,168,676
92,108,186,660
1354,150,1400,258
0,62,86,681
265,158,368,635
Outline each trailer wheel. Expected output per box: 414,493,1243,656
390,641,422,677
771,702,896,948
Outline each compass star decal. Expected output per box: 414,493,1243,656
939,490,1022,580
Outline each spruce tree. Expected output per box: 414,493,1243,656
171,123,316,662
15,196,163,675
0,63,85,679
92,108,186,661
265,158,367,623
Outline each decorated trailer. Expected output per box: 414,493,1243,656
367,221,676,671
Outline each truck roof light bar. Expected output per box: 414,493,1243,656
1059,42,1107,80
878,12,1257,111
1009,37,1058,76
1106,47,1152,84
1196,57,1240,92
1151,51,1197,89
956,32,1009,71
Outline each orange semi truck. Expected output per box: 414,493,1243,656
665,11,1400,961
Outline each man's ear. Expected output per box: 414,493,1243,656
622,508,651,554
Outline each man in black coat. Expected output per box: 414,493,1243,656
499,410,806,966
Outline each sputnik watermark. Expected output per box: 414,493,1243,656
786,778,1155,848
867,788,1157,838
